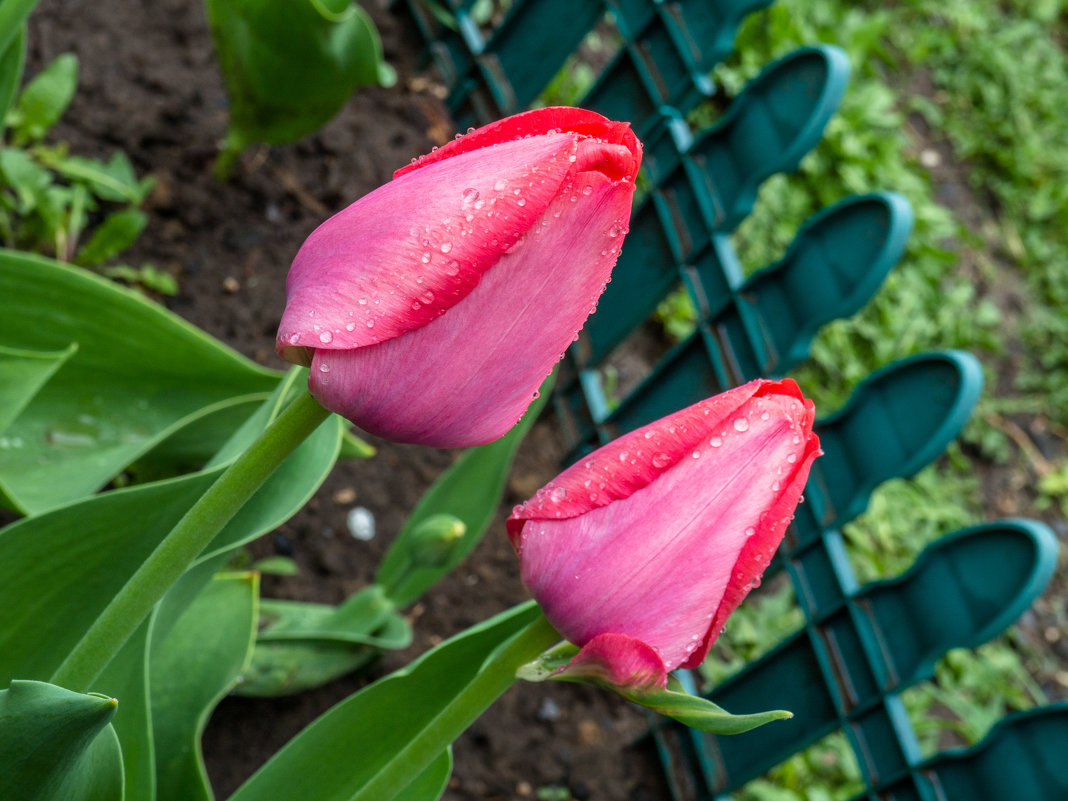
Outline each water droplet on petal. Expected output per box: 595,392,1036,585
551,486,567,501
745,526,755,537
651,452,671,469
787,453,797,463
345,322,356,331
517,197,526,206
734,417,750,432
761,411,770,421
319,331,333,344
582,185,593,195
366,319,375,328
691,450,701,459
319,363,330,373
494,179,507,191
440,242,452,253
358,297,368,305
710,436,722,447
608,224,621,238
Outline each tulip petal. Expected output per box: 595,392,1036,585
553,633,667,691
514,379,819,671
508,380,803,542
395,107,641,183
277,134,579,356
309,173,636,446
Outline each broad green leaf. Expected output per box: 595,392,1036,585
0,680,124,801
0,250,280,513
74,208,148,267
96,621,154,801
0,25,26,127
229,602,542,801
237,585,411,697
0,0,39,62
11,52,77,145
0,395,340,685
0,342,76,435
376,376,553,606
206,0,392,153
394,749,451,801
151,573,259,801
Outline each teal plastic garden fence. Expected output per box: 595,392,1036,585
392,0,1067,798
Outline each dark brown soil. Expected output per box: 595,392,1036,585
25,0,666,798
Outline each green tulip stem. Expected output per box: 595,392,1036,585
354,610,561,801
51,389,332,693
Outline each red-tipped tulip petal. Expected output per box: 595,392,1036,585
276,107,641,447
510,379,820,673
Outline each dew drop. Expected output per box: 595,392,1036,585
494,179,507,191
319,363,330,373
761,411,770,421
551,486,567,501
445,260,460,276
582,185,593,195
733,417,750,432
421,290,435,304
366,319,375,328
421,252,431,264
411,301,422,310
608,224,621,238
345,322,356,331
319,331,333,344
287,333,299,344
517,197,526,206
745,526,755,537
793,435,801,444
710,436,723,447
787,453,797,463
358,297,368,305
691,450,701,459
651,452,671,469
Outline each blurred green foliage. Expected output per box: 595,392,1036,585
0,51,160,292
206,0,396,177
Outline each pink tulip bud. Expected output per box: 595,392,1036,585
276,107,641,447
508,379,821,688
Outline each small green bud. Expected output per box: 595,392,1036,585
407,514,466,569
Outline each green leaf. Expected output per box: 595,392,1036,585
339,425,376,458
44,150,154,205
0,390,340,685
151,573,259,801
228,602,543,801
0,0,40,57
0,342,76,435
206,0,390,154
0,147,53,213
11,52,77,145
250,555,299,575
95,619,153,801
0,249,281,514
376,375,553,606
237,585,412,697
74,208,148,267
394,749,451,801
0,25,26,127
0,680,123,801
